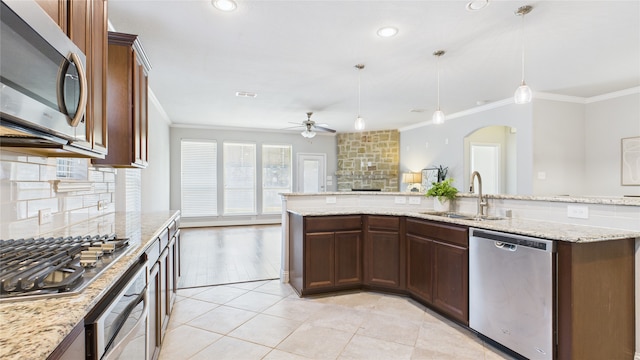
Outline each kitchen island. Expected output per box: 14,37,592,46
0,210,180,360
281,192,640,359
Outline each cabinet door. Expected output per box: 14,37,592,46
167,236,177,314
148,261,161,360
159,248,169,338
334,230,362,286
304,232,335,290
432,241,468,324
364,215,403,290
89,0,107,153
406,233,433,303
365,230,402,289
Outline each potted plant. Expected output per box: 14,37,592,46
425,178,458,212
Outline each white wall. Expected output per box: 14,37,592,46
169,126,337,226
141,97,172,212
585,92,640,197
400,102,534,195
532,99,586,196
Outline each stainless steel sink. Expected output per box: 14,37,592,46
419,211,506,221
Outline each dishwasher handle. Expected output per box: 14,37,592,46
471,228,555,253
495,242,516,251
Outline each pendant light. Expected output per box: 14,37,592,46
354,64,366,131
432,50,445,125
514,5,533,104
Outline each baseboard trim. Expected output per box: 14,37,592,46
181,219,281,228
280,270,289,283
635,351,640,360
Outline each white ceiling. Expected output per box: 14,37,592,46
108,0,640,134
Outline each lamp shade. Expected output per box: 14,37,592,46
402,172,422,184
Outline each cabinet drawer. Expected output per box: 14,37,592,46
367,215,400,232
406,219,468,247
146,238,160,263
305,216,362,232
158,228,169,250
168,220,177,239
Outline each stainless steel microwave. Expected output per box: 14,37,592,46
0,0,93,155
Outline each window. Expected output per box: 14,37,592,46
262,144,292,213
223,142,256,215
181,140,217,217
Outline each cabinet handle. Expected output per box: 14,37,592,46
69,52,88,127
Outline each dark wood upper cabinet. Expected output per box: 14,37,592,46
92,31,150,168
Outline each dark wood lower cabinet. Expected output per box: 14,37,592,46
364,216,405,290
289,214,362,295
557,239,635,360
289,212,635,359
406,218,468,324
432,240,468,323
406,233,433,303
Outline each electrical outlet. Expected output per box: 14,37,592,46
38,208,52,225
409,197,421,205
567,205,589,219
394,196,407,204
325,196,337,204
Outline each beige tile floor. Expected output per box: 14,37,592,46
160,280,514,360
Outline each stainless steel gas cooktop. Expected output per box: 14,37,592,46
0,234,129,302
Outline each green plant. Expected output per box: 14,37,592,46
425,178,458,202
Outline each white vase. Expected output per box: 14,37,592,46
433,198,450,212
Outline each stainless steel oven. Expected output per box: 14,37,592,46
85,258,148,360
0,0,89,149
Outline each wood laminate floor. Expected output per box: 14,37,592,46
178,225,281,288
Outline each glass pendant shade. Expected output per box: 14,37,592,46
354,116,365,131
514,82,532,104
301,129,316,138
432,109,445,124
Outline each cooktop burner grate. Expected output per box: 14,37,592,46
0,234,129,301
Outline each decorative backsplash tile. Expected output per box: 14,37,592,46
0,150,117,239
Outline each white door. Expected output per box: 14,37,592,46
471,143,500,194
297,153,326,193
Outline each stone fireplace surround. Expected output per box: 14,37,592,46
336,130,399,192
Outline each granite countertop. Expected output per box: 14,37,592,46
288,208,640,242
281,192,640,206
0,211,180,360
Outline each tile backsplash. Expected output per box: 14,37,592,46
0,150,116,238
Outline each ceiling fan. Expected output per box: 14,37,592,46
289,112,336,138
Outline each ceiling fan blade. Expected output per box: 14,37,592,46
314,125,336,133
288,121,303,125
281,125,303,130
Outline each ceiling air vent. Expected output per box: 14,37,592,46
235,91,257,98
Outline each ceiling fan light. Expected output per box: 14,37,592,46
432,109,445,125
514,82,532,104
354,116,365,131
212,0,237,11
301,129,316,138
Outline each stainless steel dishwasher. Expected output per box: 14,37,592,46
469,228,555,360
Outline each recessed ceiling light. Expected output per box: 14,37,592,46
466,0,489,11
212,0,237,12
377,27,398,38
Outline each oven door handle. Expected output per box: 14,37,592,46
103,290,148,360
